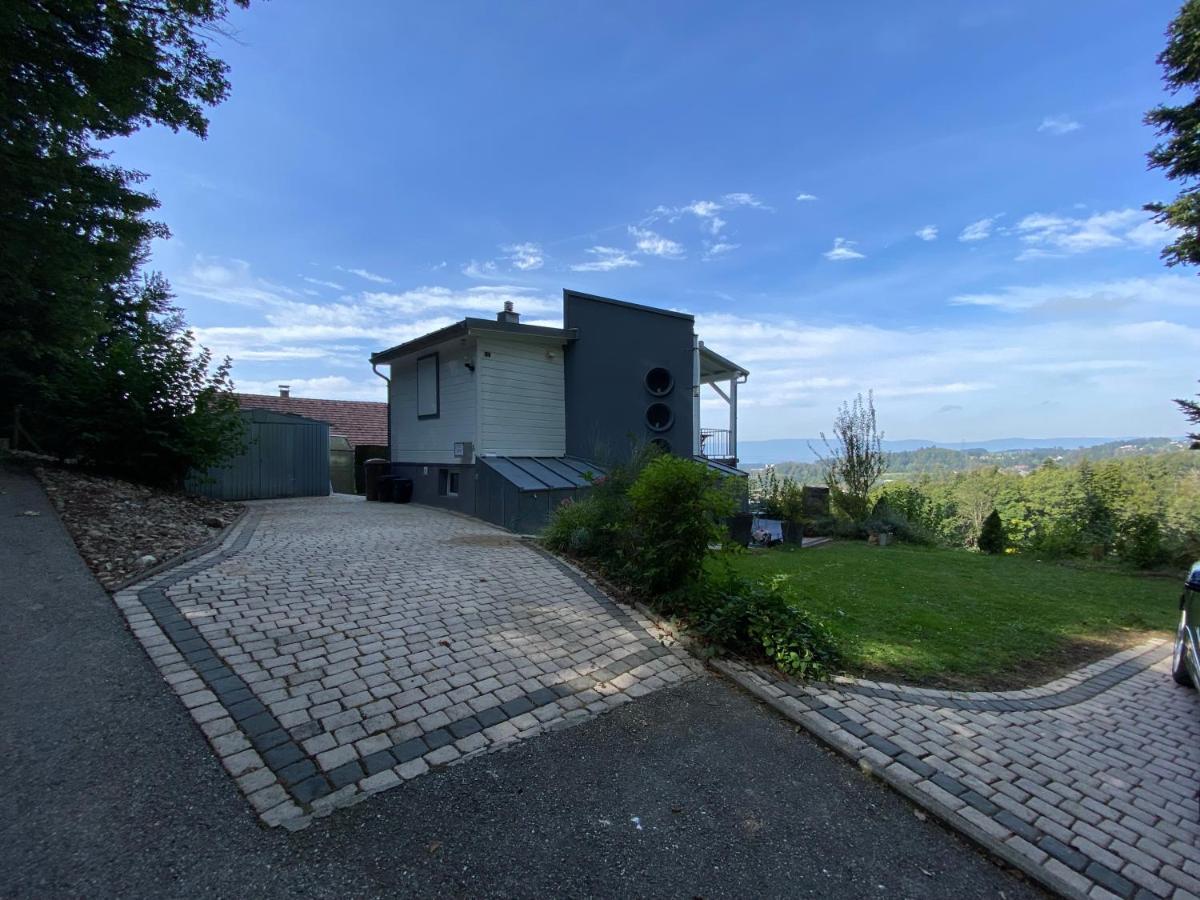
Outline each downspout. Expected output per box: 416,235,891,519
371,361,391,458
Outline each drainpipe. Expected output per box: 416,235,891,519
371,361,391,459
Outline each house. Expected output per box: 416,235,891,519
235,389,389,493
369,289,749,532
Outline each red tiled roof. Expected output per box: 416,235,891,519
235,393,388,447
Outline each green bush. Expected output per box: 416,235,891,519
1117,514,1168,569
978,510,1006,554
542,442,660,570
757,469,806,523
690,571,841,678
627,455,738,598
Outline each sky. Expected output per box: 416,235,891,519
108,0,1200,442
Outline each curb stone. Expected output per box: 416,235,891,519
710,653,1188,900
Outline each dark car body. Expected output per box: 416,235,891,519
1173,562,1200,688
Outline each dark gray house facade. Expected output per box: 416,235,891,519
369,289,748,532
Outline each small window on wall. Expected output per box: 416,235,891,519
417,353,439,419
438,468,460,497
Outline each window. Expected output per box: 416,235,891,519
416,353,439,419
448,471,460,497
438,468,460,497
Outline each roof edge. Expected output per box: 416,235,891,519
563,289,695,322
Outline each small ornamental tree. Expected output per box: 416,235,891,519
814,392,888,524
978,510,1007,555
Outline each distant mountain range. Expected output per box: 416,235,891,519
737,436,1180,467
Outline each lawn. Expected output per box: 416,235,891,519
722,541,1181,690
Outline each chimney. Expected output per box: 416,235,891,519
497,300,520,324
278,384,290,399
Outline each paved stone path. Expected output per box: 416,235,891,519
717,643,1200,900
113,496,697,829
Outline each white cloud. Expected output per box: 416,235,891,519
958,217,998,242
823,237,865,261
337,266,392,284
570,246,640,272
234,375,386,402
692,304,1198,439
462,259,499,279
502,242,544,271
915,225,938,241
722,192,769,209
1038,115,1081,135
950,273,1200,314
703,241,740,259
301,276,345,291
1014,208,1169,259
795,193,818,202
629,225,685,259
680,200,725,235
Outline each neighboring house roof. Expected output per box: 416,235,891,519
370,317,574,364
234,393,388,446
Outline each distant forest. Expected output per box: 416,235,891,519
759,438,1190,485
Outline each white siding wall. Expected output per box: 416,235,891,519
476,334,565,456
389,337,477,464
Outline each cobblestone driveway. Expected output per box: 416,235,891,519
719,643,1200,900
114,497,696,829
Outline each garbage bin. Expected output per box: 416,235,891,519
377,475,397,503
364,458,390,501
393,478,414,503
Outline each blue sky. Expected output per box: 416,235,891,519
110,0,1199,441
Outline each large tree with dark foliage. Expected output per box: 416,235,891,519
0,0,247,482
1179,383,1200,448
1145,3,1200,448
1146,0,1200,266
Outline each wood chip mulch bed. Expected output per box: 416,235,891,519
35,465,243,591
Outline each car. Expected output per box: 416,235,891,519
1172,561,1200,688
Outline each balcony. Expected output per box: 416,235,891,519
695,342,748,470
699,428,736,466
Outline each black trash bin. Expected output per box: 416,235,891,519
392,478,414,503
364,459,390,501
377,475,397,503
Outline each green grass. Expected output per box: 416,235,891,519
721,541,1180,689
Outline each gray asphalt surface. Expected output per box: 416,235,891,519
0,465,1040,898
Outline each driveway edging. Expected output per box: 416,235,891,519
712,645,1200,900
712,657,1085,899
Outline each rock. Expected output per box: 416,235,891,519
204,516,225,529
137,554,157,567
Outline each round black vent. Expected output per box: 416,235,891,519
645,402,674,432
645,367,674,396
650,437,671,455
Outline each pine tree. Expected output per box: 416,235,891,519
977,510,1006,555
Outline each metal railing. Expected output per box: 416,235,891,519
699,427,733,460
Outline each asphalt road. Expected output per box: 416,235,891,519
0,465,1040,898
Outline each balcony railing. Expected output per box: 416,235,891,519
700,427,733,462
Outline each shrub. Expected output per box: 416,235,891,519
627,455,738,599
757,469,806,523
978,510,1006,555
542,442,661,570
690,571,841,678
1117,514,1168,569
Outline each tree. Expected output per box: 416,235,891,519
61,273,245,486
1,0,248,480
814,392,887,524
1178,381,1200,448
1145,0,1200,267
977,511,1006,555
